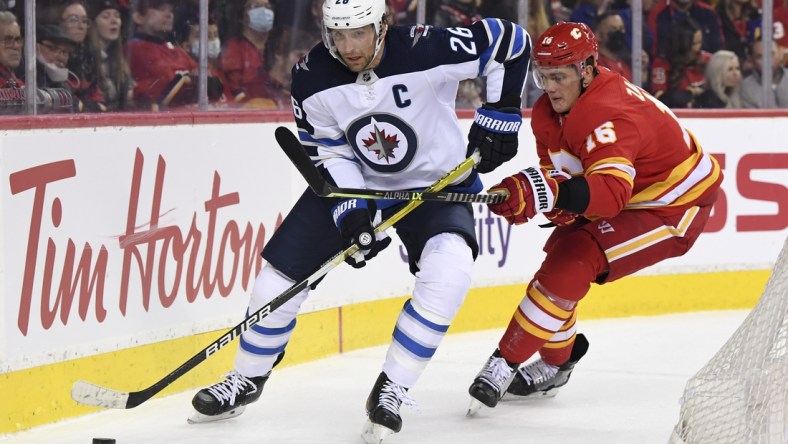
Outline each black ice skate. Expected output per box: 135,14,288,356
466,350,519,416
504,333,589,401
188,370,269,424
361,372,417,444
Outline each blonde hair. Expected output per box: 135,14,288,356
528,0,550,40
704,50,742,108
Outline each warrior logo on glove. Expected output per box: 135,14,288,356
487,167,564,225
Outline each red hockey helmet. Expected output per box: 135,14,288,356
532,22,599,71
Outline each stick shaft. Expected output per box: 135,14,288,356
71,139,480,410
274,126,504,204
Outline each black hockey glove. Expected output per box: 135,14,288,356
467,104,522,174
332,198,391,269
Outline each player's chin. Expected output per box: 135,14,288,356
345,61,366,72
549,98,568,113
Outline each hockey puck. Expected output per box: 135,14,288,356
92,439,116,444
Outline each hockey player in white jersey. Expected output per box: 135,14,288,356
189,0,530,441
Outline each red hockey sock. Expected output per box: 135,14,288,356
498,283,575,364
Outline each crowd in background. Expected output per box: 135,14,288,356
0,0,786,114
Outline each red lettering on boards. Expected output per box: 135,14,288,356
10,150,269,336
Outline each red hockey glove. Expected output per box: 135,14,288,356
543,208,581,227
542,170,579,226
488,167,561,225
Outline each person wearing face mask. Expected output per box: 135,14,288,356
35,0,108,111
35,24,80,111
220,0,277,106
595,12,635,81
177,17,233,105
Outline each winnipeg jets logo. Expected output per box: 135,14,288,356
362,122,400,162
346,113,418,173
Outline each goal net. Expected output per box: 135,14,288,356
669,236,788,444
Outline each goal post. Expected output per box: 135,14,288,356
669,236,788,444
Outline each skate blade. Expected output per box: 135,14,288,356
501,387,560,402
466,398,484,417
361,419,395,444
187,405,246,424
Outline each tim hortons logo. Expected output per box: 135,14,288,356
9,149,273,336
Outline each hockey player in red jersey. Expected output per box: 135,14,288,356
467,21,723,414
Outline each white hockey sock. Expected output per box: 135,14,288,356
383,233,473,387
234,264,309,377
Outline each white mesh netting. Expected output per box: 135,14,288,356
669,236,788,444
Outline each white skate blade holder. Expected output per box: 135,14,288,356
466,398,485,417
361,419,395,444
187,405,246,424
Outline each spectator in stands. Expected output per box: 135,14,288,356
648,0,724,57
695,49,742,107
613,0,655,61
87,0,133,110
127,0,199,110
221,0,275,104
0,10,23,88
740,38,788,107
529,0,553,39
479,0,520,22
432,0,483,28
747,2,788,67
595,11,636,80
570,0,613,27
524,0,553,106
388,0,418,24
651,17,710,107
176,15,233,106
716,0,758,70
41,0,107,111
259,27,313,109
771,0,788,65
552,0,575,22
301,0,324,36
35,25,78,100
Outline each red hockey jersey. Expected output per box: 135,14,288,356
127,35,198,109
531,68,722,218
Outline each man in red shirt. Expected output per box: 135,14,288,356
127,0,197,110
467,22,723,413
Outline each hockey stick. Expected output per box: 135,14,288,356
275,126,506,204
70,147,480,410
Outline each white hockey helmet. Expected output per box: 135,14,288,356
321,0,387,67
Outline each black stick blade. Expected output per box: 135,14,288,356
275,126,331,196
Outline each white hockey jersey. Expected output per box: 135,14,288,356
290,19,531,191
